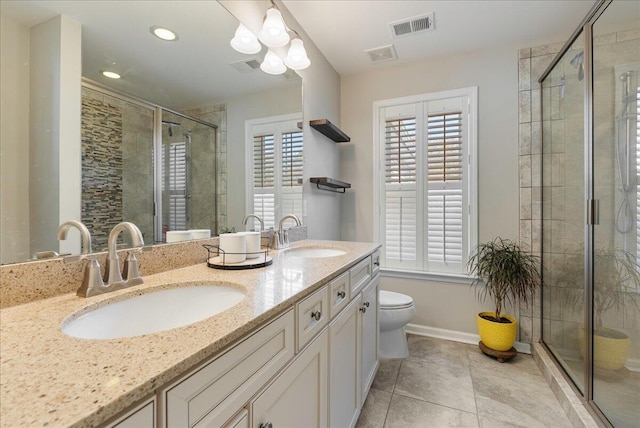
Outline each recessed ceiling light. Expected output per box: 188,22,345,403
151,26,178,41
101,70,121,79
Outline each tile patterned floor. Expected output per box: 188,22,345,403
356,334,572,428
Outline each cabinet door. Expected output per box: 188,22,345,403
107,398,155,428
360,275,379,402
252,329,328,428
329,298,360,428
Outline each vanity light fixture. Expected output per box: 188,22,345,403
101,70,121,79
259,7,290,48
230,23,261,54
284,37,310,70
230,1,311,73
260,49,287,75
150,26,178,41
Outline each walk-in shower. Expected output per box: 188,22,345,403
539,1,639,426
80,83,217,248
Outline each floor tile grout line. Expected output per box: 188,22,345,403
467,347,483,427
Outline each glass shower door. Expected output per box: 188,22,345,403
541,36,587,394
591,2,640,426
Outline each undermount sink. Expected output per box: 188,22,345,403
61,285,245,340
285,246,348,258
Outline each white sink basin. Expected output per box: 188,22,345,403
62,285,245,340
286,246,347,258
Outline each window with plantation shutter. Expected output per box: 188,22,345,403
164,142,188,230
374,87,477,277
426,112,464,266
247,115,304,231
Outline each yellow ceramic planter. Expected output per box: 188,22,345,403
477,312,517,351
578,327,629,371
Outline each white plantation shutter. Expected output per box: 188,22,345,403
282,131,304,188
254,134,276,230
168,142,187,230
377,88,476,275
384,117,417,269
426,112,464,270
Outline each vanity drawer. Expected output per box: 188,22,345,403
350,257,372,296
371,250,381,276
329,271,350,319
296,285,329,352
164,310,294,428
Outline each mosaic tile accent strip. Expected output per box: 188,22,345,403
81,96,124,250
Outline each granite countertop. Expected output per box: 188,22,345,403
0,239,379,428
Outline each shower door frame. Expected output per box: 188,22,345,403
153,108,218,242
81,78,218,244
537,0,623,426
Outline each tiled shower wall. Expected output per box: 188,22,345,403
81,87,155,249
182,104,227,233
518,41,566,344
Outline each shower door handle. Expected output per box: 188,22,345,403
587,199,599,225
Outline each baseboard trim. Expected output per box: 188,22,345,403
405,323,531,354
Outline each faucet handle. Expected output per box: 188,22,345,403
123,251,143,286
70,255,107,298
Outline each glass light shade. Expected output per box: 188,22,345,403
284,38,310,70
230,24,261,54
260,49,286,75
259,8,290,47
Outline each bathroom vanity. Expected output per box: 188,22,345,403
0,240,381,428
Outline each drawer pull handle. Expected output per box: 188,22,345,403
374,259,380,266
260,423,273,428
360,306,367,313
311,310,322,321
364,301,370,308
337,291,346,299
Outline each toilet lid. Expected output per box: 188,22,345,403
379,290,414,309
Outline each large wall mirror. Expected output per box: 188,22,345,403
0,0,303,265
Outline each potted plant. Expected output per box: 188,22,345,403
467,237,541,351
559,247,639,370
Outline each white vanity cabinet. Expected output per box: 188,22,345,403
106,398,155,428
162,310,294,428
103,250,379,428
360,274,379,402
251,329,328,428
328,297,361,428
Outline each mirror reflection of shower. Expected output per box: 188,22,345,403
162,120,191,233
615,69,639,235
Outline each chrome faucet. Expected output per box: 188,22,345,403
274,214,302,249
104,222,146,288
243,214,264,231
57,220,105,298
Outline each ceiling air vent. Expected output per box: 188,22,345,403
389,12,435,38
364,45,397,64
230,58,261,74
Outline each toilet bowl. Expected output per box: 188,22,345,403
379,290,416,359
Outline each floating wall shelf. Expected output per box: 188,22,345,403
309,119,350,142
310,177,351,194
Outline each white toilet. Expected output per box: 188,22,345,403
379,290,416,359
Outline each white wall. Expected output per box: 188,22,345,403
28,15,82,257
221,0,342,240
340,44,522,334
0,16,30,264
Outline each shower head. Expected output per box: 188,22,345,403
162,120,181,137
570,51,584,81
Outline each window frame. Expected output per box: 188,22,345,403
245,113,304,231
373,87,478,281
